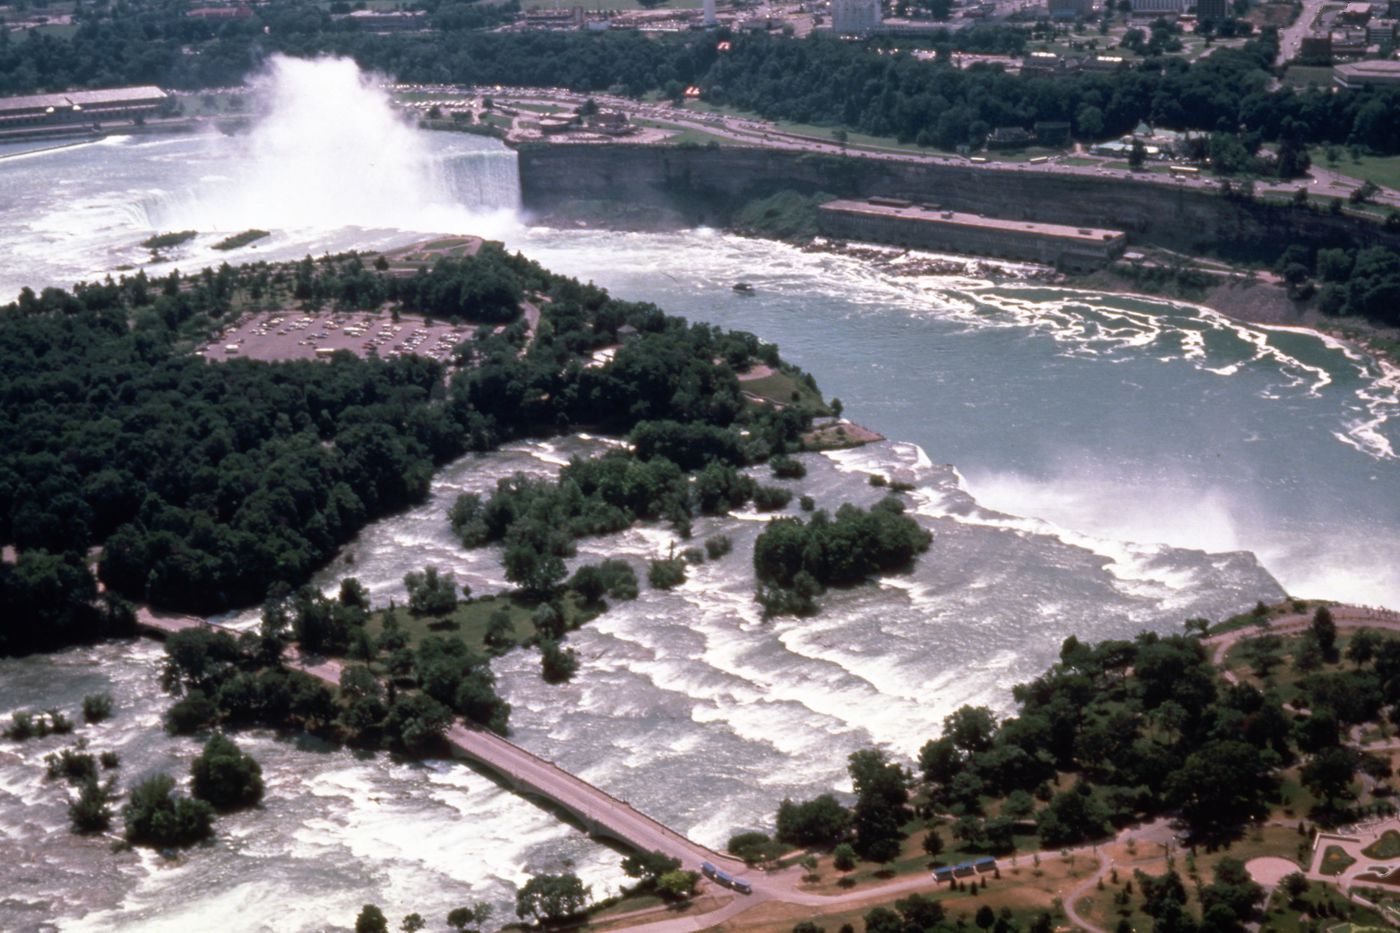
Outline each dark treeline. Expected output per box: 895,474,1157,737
4,3,1400,154
0,245,820,655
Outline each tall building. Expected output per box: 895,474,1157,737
703,0,717,26
832,0,881,35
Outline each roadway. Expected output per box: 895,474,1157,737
1276,0,1330,68
459,85,1400,210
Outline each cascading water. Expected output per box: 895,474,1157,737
0,55,522,301
144,55,522,235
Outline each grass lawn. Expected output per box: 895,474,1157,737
634,122,733,147
1321,844,1357,876
740,368,829,415
1315,149,1400,192
1363,830,1400,860
364,591,600,656
1061,156,1101,166
1262,881,1387,933
1082,827,1309,932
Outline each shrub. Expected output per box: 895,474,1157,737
728,830,784,864
122,774,215,848
770,455,807,479
45,746,98,784
704,535,733,559
69,776,114,834
82,693,114,724
190,733,264,811
648,558,686,590
753,485,794,512
799,495,816,512
165,690,218,735
598,559,639,600
540,639,579,684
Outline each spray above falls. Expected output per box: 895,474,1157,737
153,55,521,236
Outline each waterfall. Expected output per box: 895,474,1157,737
136,55,521,238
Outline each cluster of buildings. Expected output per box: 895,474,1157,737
1296,0,1400,85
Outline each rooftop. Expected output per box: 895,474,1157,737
0,86,169,113
1336,58,1400,76
820,199,1126,243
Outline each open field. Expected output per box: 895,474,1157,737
1317,150,1400,193
364,591,601,656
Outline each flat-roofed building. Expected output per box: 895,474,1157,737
1366,17,1396,40
1334,58,1400,87
0,86,171,130
817,199,1128,271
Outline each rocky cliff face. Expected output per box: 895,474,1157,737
517,144,1400,260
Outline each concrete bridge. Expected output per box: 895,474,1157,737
134,610,751,881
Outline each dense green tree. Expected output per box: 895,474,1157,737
69,776,115,833
122,774,215,848
446,903,493,933
355,904,389,933
189,733,264,811
515,873,590,924
1301,745,1357,811
775,794,852,848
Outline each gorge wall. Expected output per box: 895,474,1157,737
516,144,1400,261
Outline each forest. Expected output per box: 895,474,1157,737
0,246,823,655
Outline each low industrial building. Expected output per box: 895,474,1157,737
817,198,1128,271
0,86,171,131
1334,58,1400,87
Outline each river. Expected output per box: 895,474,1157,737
0,56,1396,931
